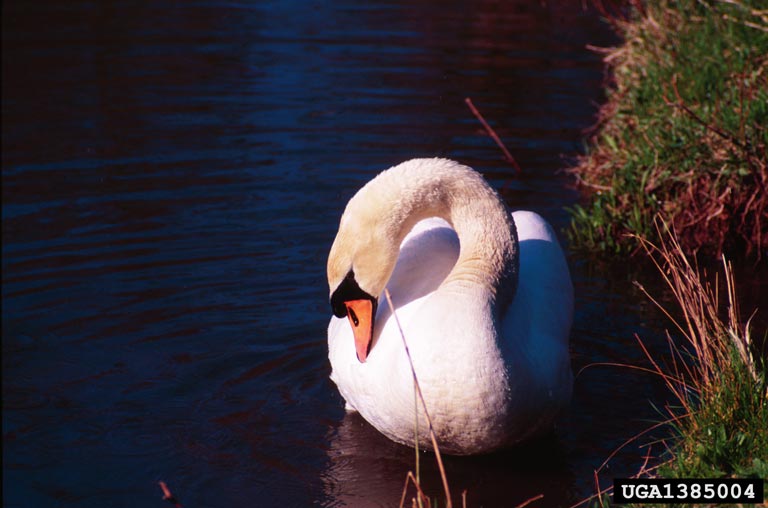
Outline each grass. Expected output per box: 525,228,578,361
634,222,767,483
564,0,768,503
577,221,767,508
566,0,768,259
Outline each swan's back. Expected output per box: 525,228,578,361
500,211,573,434
510,211,573,348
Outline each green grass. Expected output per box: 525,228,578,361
567,0,768,258
659,351,768,481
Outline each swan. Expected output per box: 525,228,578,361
327,158,573,455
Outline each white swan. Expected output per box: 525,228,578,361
327,158,573,455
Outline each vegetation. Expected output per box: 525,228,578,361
581,223,767,508
566,0,768,498
567,0,768,258
635,224,767,483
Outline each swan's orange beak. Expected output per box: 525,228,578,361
344,299,374,363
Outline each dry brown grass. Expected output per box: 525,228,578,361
634,222,761,394
632,220,767,479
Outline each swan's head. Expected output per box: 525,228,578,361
327,187,400,363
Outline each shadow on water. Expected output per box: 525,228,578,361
3,1,745,507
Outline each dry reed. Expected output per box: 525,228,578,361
465,97,522,174
633,220,762,403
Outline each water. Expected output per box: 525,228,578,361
1,1,736,507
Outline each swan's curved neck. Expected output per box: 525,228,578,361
362,159,519,308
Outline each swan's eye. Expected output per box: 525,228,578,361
348,307,359,327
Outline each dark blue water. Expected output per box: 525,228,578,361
2,2,699,507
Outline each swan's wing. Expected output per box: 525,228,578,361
503,211,573,391
384,218,459,308
510,210,573,333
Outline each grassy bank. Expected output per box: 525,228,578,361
567,0,768,258
567,1,768,501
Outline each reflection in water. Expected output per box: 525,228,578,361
1,0,693,507
323,411,575,507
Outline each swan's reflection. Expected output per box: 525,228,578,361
322,410,577,507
